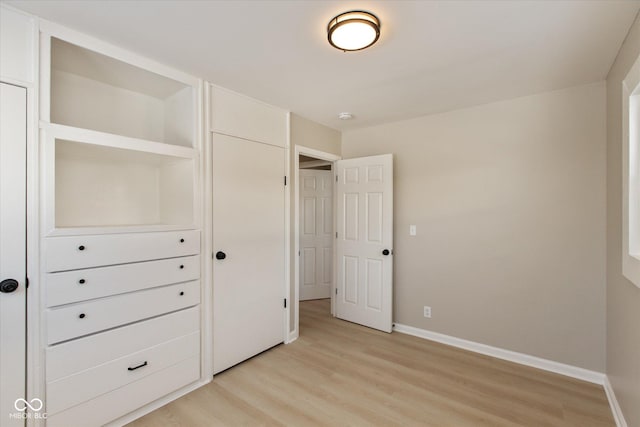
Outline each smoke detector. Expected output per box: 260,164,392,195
338,112,353,120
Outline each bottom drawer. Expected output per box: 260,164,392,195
46,356,200,427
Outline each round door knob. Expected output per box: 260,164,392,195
382,249,391,256
79,313,86,319
78,245,86,251
215,251,226,260
0,279,19,293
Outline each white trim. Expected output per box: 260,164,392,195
201,82,214,380
105,378,210,427
622,51,640,289
393,323,606,385
604,376,628,427
284,112,292,343
292,145,341,341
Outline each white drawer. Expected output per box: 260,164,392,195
44,230,200,272
46,356,200,427
45,255,200,307
46,281,200,345
46,307,199,382
47,331,199,415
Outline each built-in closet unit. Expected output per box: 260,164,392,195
1,6,293,425
39,23,204,426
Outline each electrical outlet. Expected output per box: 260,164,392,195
423,306,431,318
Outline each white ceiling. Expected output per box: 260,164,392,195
7,0,640,130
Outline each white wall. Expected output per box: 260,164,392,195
342,83,607,371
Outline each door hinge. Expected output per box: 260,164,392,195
284,176,287,186
336,175,338,182
284,298,287,308
298,250,300,256
335,288,338,295
25,277,29,289
336,232,338,238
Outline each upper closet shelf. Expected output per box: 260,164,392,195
47,37,197,148
42,123,198,160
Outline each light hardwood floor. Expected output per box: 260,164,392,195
129,299,614,426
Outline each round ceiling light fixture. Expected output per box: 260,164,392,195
327,10,380,52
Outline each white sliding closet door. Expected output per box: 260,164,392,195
0,82,27,426
212,133,285,374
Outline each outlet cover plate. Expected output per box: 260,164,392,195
423,306,431,318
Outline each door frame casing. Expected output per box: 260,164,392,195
291,145,341,342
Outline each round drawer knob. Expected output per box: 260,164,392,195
78,245,86,251
179,291,184,296
180,238,185,243
79,313,86,319
78,279,86,284
179,265,184,269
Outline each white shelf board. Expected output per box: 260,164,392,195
44,224,198,238
42,123,198,159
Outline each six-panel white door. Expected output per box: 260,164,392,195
335,154,393,333
299,169,333,301
0,82,27,426
212,133,285,374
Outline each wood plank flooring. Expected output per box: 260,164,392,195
128,299,614,426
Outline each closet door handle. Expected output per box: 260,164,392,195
0,279,18,293
215,251,226,260
128,361,148,371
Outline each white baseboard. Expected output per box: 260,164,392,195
287,330,299,344
393,323,605,385
604,376,628,427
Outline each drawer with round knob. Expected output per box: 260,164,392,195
44,230,200,272
46,280,200,345
45,255,200,307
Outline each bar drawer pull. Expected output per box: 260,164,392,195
128,361,148,371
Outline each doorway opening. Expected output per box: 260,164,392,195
293,146,341,341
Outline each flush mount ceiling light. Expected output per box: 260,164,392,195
327,11,380,52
